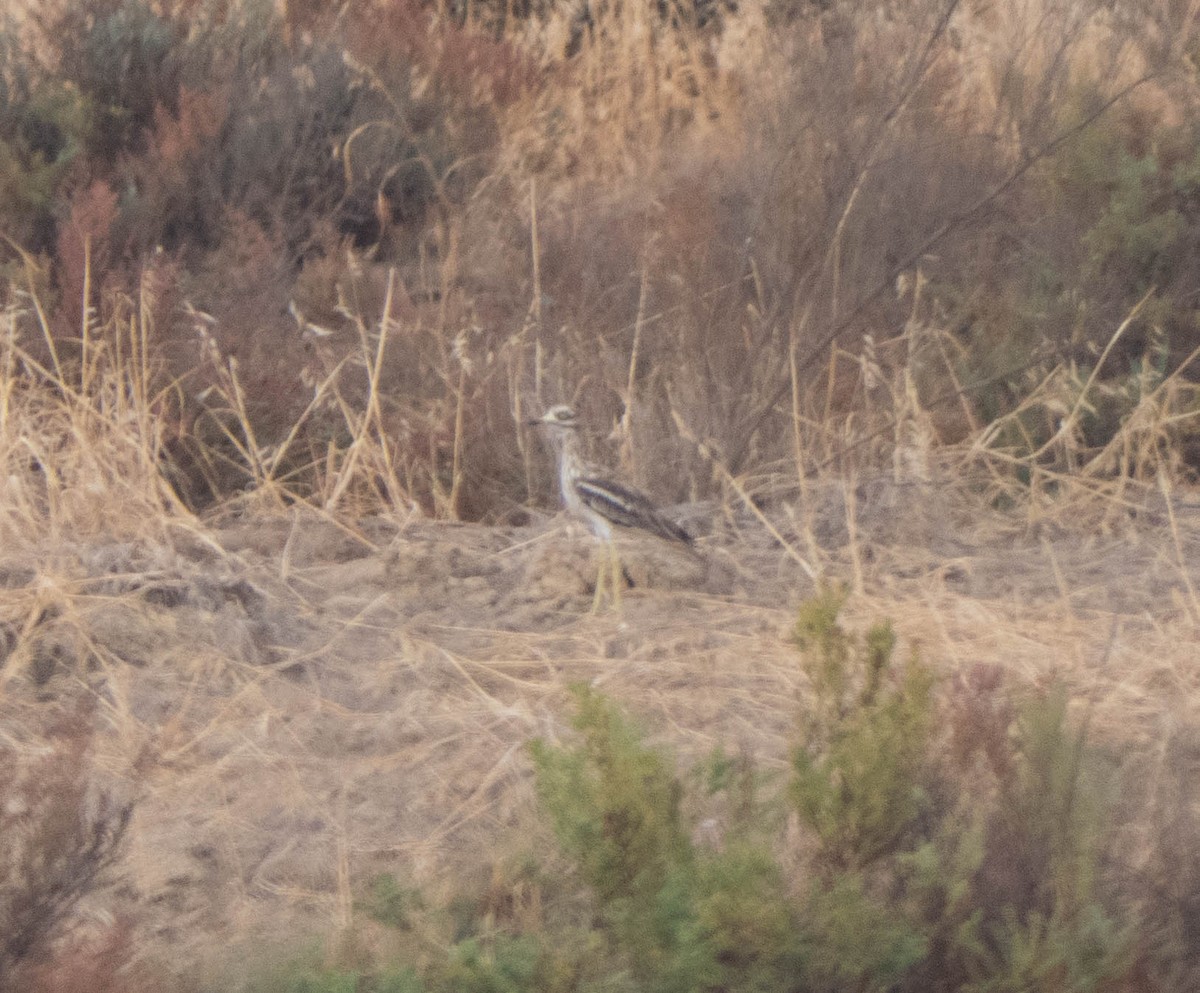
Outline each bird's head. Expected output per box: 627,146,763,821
532,404,581,431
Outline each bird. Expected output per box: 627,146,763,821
531,403,695,610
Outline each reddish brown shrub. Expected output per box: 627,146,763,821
54,180,119,339
21,916,159,993
0,700,134,990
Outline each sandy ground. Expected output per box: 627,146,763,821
5,472,1200,980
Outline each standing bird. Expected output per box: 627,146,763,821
531,404,695,610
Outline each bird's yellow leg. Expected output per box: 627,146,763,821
610,542,623,611
590,542,624,613
590,547,608,613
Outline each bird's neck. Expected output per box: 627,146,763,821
551,429,605,536
553,431,583,497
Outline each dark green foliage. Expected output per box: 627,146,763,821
530,685,692,908
67,0,181,164
692,843,798,989
529,685,719,991
788,589,1134,993
792,585,934,868
530,684,803,992
789,586,934,991
1061,118,1200,314
437,937,540,993
240,958,425,993
802,873,927,990
917,88,1200,468
360,873,424,931
283,970,361,993
0,27,91,256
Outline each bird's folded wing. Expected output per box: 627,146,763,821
575,476,693,544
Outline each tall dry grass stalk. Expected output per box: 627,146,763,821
0,278,188,550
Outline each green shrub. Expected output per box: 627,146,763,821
360,873,425,931
952,688,1134,992
65,0,181,165
529,685,717,991
791,585,935,869
0,25,92,258
788,589,1134,993
802,872,927,991
235,952,426,993
530,685,802,993
434,936,540,993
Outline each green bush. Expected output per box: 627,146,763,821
530,684,803,993
953,688,1134,992
359,873,425,931
792,585,935,869
526,596,1139,993
790,590,1134,993
238,959,424,993
529,685,720,991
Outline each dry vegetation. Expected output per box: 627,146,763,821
3,0,1200,989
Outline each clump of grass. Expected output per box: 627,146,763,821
0,285,186,550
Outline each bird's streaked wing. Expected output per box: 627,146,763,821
575,476,692,545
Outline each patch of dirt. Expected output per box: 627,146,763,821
4,475,1200,979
